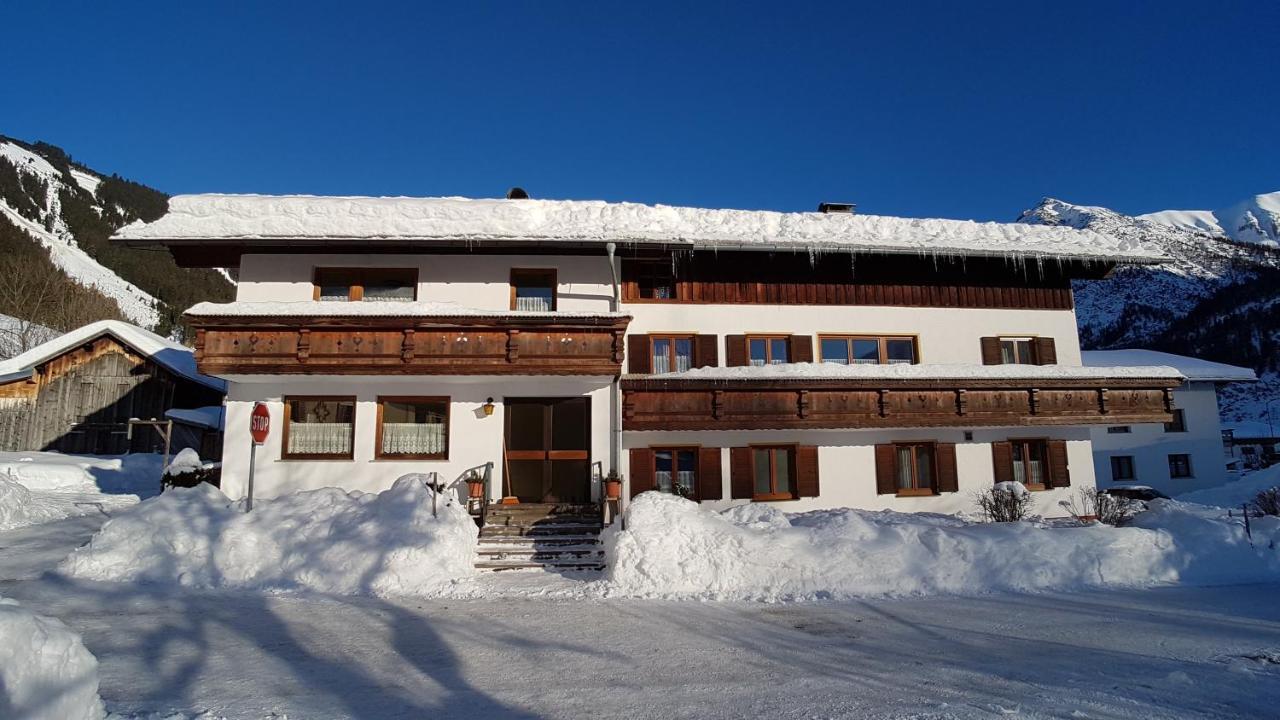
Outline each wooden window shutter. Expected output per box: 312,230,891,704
627,334,651,374
874,444,897,495
698,447,723,500
1034,337,1058,366
725,335,748,367
629,448,655,497
796,445,820,497
935,443,959,493
789,335,814,363
980,337,1002,365
1047,439,1071,488
730,446,753,499
991,441,1014,484
694,335,719,369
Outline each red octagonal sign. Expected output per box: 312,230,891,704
250,402,270,444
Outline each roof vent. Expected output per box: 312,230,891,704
818,202,856,214
506,187,530,199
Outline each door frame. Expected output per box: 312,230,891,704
503,396,592,503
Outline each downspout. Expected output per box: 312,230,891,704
605,242,624,513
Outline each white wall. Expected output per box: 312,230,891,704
624,426,1096,518
1089,382,1228,496
221,375,614,501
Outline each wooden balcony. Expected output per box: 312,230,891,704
190,314,630,376
621,375,1180,431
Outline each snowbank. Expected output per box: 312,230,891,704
0,596,105,720
163,448,204,477
0,452,163,496
1175,465,1280,508
59,476,478,595
603,493,1280,601
0,473,71,531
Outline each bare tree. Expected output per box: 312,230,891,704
0,250,126,358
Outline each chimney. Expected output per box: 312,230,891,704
818,202,856,214
506,187,530,199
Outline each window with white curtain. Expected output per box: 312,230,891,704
651,336,693,374
377,397,449,458
284,397,356,458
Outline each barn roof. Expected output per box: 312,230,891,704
0,320,226,392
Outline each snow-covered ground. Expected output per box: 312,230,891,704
1176,464,1280,508
0,514,1277,719
0,452,163,532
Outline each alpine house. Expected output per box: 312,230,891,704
113,192,1183,521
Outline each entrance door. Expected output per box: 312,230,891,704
504,397,591,503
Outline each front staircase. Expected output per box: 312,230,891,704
476,503,605,572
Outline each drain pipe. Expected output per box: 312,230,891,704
605,242,624,513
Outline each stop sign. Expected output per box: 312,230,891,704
249,402,270,444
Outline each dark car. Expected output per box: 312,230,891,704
1102,486,1170,502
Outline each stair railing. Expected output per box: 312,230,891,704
456,462,495,527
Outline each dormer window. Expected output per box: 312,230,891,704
510,269,557,312
314,268,417,302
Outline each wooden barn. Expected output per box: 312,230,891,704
0,320,225,455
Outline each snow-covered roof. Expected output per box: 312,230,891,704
630,362,1184,383
0,320,226,392
165,406,225,430
1081,350,1256,383
115,194,1168,265
186,300,629,320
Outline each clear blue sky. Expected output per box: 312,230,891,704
3,2,1276,221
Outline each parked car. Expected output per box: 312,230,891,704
1102,486,1170,502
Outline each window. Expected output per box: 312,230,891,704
1000,338,1036,365
376,397,449,459
283,397,356,459
510,269,556,312
314,268,417,302
1110,455,1136,481
820,336,917,365
1169,454,1193,478
636,260,676,300
752,446,796,500
651,336,694,374
748,336,789,366
1164,409,1187,433
1011,439,1048,489
894,443,936,496
653,447,698,499
1107,426,1132,434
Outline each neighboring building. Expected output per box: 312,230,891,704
0,320,226,455
1220,420,1279,473
113,194,1182,519
1082,350,1256,496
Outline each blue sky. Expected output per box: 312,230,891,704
3,2,1276,221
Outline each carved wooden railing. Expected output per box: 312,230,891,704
620,375,1181,430
189,314,630,376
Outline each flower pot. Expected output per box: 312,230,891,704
466,480,484,499
604,478,622,500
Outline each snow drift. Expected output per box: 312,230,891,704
59,476,478,596
0,452,163,495
1175,465,1280,508
604,493,1280,601
0,596,105,720
0,473,71,532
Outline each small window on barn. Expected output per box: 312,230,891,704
314,268,417,302
377,397,449,459
283,397,356,459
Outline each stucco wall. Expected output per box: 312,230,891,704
1089,382,1228,496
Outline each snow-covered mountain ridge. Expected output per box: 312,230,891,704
1140,191,1280,247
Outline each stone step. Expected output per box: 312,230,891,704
477,547,604,561
475,534,603,546
480,523,602,537
483,515,600,527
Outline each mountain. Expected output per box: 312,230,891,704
1018,195,1280,424
0,135,232,355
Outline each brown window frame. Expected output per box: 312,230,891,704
997,337,1038,365
509,268,557,311
819,334,919,365
893,442,938,496
1168,453,1193,478
632,259,678,301
313,267,418,302
649,334,696,374
281,395,357,460
374,396,450,460
746,334,790,365
1164,408,1187,433
1010,438,1050,490
1110,455,1136,482
750,444,798,501
650,445,701,501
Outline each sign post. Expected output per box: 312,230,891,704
247,402,270,512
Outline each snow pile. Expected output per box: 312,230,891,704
59,476,479,595
1128,501,1280,585
0,473,71,531
0,596,105,720
603,492,1280,601
162,448,204,478
0,452,163,495
1175,465,1280,508
115,194,1167,264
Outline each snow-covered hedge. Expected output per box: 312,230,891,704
604,493,1280,601
0,597,105,720
59,476,478,596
